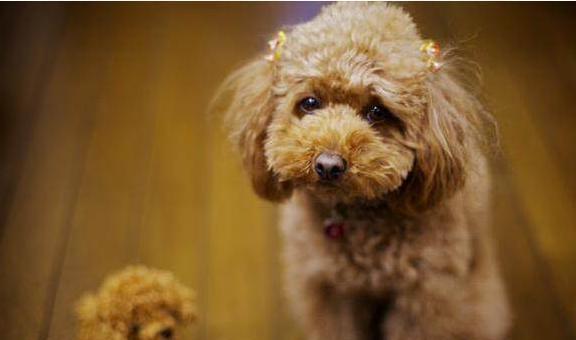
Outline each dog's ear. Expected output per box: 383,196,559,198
166,280,197,324
393,66,486,213
76,294,99,325
214,59,292,201
75,294,126,340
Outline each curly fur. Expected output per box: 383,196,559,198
214,3,510,340
75,266,196,340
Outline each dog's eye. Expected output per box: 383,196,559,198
298,96,322,114
365,104,393,123
129,325,140,340
159,328,173,339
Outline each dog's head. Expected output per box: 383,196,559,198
76,266,196,340
216,3,489,213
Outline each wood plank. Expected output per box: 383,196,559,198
198,4,287,340
205,119,277,340
488,65,576,338
540,6,576,92
491,161,571,340
518,6,576,195
0,7,106,340
488,5,576,197
0,4,63,239
134,7,211,340
46,6,167,339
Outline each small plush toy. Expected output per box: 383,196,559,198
76,266,196,340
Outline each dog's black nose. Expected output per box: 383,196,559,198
315,153,347,181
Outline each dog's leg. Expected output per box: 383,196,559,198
288,278,386,340
382,273,510,340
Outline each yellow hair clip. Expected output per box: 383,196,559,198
420,39,442,72
265,30,287,62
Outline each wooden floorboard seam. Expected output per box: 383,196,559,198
37,95,98,340
127,21,168,265
198,123,218,340
37,19,121,334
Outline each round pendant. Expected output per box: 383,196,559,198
324,221,345,240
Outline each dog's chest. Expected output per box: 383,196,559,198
280,201,472,294
321,216,470,293
321,217,419,289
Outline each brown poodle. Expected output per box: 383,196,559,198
214,2,511,340
75,266,196,340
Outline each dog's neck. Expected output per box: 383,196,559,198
302,191,408,222
296,191,415,241
332,201,392,221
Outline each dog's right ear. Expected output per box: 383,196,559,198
76,294,99,325
213,58,292,201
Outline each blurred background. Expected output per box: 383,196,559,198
0,2,575,340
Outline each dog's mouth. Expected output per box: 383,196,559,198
301,175,359,199
316,178,342,187
295,165,412,203
294,176,343,193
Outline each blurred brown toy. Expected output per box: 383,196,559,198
75,266,196,340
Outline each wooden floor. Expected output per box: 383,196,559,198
0,3,575,340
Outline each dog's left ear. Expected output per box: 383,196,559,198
76,294,126,340
393,66,485,213
213,58,292,201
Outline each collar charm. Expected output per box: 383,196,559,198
324,206,347,240
324,220,346,240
